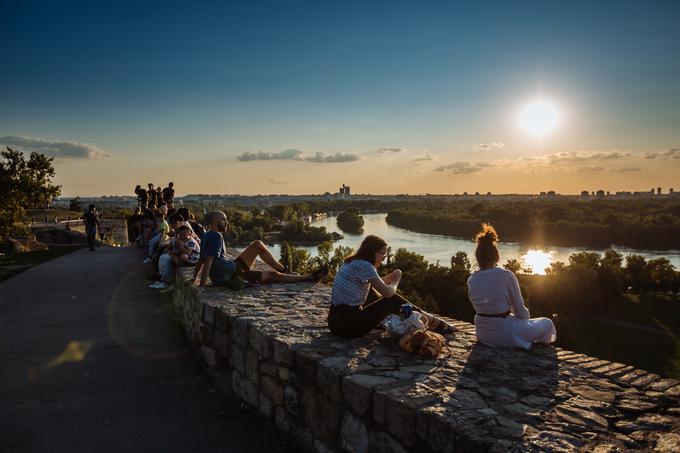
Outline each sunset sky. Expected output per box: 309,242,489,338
2,1,679,196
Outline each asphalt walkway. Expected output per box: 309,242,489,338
0,246,290,452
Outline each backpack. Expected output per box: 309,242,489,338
399,329,449,358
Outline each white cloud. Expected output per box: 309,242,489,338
547,150,631,163
237,149,360,163
435,161,483,174
0,135,111,159
237,149,303,161
575,166,605,172
266,178,287,185
644,148,680,159
412,154,435,162
610,167,642,173
374,147,407,154
474,142,504,151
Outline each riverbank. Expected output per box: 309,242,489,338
385,199,680,250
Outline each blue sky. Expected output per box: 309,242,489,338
1,1,679,195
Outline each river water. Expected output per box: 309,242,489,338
268,213,680,274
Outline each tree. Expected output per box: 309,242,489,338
69,196,82,212
0,147,61,239
504,258,522,275
337,208,364,234
450,251,471,271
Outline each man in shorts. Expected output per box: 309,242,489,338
194,211,328,288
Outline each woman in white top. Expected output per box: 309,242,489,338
328,235,453,338
467,224,556,349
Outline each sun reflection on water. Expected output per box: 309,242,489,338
522,249,554,275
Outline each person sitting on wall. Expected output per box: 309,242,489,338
193,210,328,289
327,235,454,338
467,223,556,349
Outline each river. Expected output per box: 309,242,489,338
268,213,680,274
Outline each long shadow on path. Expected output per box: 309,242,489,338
0,247,291,452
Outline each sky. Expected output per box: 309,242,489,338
1,0,679,196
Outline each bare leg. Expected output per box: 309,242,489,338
260,270,313,283
237,241,285,271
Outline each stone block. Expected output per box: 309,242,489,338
295,349,322,383
212,329,230,357
214,308,231,333
261,375,284,405
229,344,246,374
340,411,369,453
232,370,258,408
246,349,260,385
373,384,440,446
203,304,215,325
273,338,294,366
279,366,294,382
231,317,249,346
200,346,226,369
248,326,271,358
284,385,300,417
368,430,409,453
342,374,396,416
260,360,278,377
300,388,343,442
275,406,292,433
259,394,275,420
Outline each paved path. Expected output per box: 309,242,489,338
0,247,291,452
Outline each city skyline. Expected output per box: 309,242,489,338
2,1,679,196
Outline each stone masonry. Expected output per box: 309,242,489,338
172,258,680,452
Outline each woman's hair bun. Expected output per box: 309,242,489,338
475,223,498,245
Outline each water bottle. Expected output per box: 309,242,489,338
401,303,413,319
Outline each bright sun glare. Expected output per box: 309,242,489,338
519,100,560,137
522,249,554,275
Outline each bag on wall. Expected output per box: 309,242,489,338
399,329,449,358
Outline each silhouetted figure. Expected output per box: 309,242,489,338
147,183,157,210
83,204,100,251
162,182,175,205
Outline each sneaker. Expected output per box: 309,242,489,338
312,264,329,282
149,281,166,289
142,257,152,264
159,283,174,293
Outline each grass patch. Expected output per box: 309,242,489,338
556,316,680,380
0,246,84,282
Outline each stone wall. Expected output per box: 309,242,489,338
172,270,680,452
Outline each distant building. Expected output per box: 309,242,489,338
337,184,351,197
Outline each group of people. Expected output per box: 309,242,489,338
128,203,206,290
191,212,556,351
134,182,175,211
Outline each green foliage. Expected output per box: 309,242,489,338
68,196,82,212
450,251,471,271
503,258,522,275
279,219,332,243
0,147,61,240
279,241,311,273
385,198,680,249
337,208,364,234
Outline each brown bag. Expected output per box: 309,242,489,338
399,329,449,358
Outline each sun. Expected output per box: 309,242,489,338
519,100,560,137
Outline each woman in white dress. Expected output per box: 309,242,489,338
467,224,556,349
